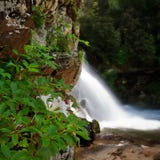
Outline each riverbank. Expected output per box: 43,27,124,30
74,128,160,160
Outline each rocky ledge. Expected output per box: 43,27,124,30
74,129,160,160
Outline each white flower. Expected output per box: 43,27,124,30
40,95,73,116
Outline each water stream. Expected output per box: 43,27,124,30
72,63,160,130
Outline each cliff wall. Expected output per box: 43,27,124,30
0,0,82,85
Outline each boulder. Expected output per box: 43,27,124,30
79,119,100,147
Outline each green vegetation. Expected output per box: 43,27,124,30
80,0,160,108
80,0,159,69
32,6,45,28
0,43,89,160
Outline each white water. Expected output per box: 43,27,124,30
72,63,160,130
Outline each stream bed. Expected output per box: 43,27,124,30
74,128,160,160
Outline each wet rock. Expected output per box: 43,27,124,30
79,119,100,147
154,153,160,160
74,131,160,160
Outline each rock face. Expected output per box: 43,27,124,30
55,53,82,85
0,0,82,85
0,1,34,59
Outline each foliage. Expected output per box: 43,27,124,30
32,6,45,28
146,80,160,106
47,25,70,52
102,69,117,89
47,24,89,55
0,43,89,159
81,0,159,69
80,15,120,71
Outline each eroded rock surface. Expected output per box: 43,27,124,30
74,131,160,160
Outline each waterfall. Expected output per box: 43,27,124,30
72,63,160,130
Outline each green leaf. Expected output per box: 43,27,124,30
48,125,57,135
0,68,11,79
37,147,53,159
0,128,11,133
55,137,67,151
79,39,90,46
12,49,19,55
0,103,7,114
50,142,59,154
16,115,31,125
76,131,90,140
62,134,76,146
12,150,33,160
18,108,30,116
11,134,19,146
27,63,40,73
1,143,11,158
34,114,43,127
19,138,29,148
42,137,50,147
10,82,18,93
21,126,42,136
22,60,29,67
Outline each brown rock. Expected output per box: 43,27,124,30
0,13,34,60
55,54,82,85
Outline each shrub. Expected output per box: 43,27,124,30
0,43,89,160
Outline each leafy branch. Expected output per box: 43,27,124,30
0,43,89,159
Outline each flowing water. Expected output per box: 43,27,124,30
72,63,160,130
